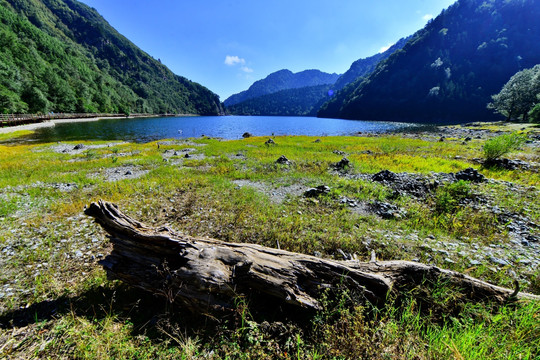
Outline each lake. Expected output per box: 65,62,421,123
19,115,420,143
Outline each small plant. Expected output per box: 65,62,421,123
482,132,526,163
84,149,98,160
434,180,471,214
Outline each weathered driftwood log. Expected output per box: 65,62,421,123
84,200,539,313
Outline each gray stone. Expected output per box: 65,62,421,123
276,155,292,165
489,256,509,266
304,185,330,198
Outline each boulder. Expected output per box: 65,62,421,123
304,185,330,198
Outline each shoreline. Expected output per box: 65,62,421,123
0,114,183,134
0,116,126,134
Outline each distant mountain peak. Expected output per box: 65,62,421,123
224,69,340,107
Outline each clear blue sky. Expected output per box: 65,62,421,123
80,0,456,100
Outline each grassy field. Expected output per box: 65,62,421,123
0,125,539,359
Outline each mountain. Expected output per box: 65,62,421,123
0,0,223,115
225,38,409,117
318,0,540,123
226,85,332,117
224,69,339,107
332,37,410,91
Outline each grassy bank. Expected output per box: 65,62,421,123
0,126,539,359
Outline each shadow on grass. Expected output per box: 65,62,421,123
0,281,315,343
0,283,199,338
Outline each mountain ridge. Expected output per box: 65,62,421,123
0,0,223,115
224,69,339,107
318,0,540,123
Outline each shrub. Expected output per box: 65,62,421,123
434,180,471,214
529,103,540,124
482,132,526,163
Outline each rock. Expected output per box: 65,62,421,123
304,185,330,198
275,155,292,165
339,197,358,207
485,158,530,170
488,256,509,266
333,157,350,171
332,150,345,156
369,201,405,219
242,132,253,138
265,138,276,146
124,170,133,176
372,170,397,182
73,144,85,150
313,139,321,143
455,168,486,183
184,153,191,158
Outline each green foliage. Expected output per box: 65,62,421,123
319,0,540,123
483,131,526,162
332,36,410,91
434,180,471,214
488,65,540,121
0,0,222,115
529,103,540,123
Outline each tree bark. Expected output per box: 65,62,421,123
84,200,539,313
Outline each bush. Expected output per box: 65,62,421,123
434,180,471,214
482,132,526,163
529,103,540,123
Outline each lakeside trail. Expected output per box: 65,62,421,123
0,125,539,359
0,116,126,134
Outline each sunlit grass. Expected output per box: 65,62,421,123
0,132,539,359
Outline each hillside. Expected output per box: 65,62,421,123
332,36,410,91
0,0,223,115
226,38,409,117
319,0,540,123
224,69,339,107
226,85,332,116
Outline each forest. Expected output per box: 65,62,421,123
0,0,223,115
318,0,540,123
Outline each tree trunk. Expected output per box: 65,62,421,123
84,200,539,313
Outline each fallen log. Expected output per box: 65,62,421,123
84,200,539,313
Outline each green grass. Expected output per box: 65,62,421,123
0,131,539,359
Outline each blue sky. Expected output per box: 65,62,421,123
80,0,456,100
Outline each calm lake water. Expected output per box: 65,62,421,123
20,115,419,143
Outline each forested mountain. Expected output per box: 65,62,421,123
224,69,339,107
226,85,332,117
225,38,410,117
319,0,540,123
0,0,223,115
332,37,410,91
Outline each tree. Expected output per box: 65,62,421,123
529,101,540,124
488,65,540,121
